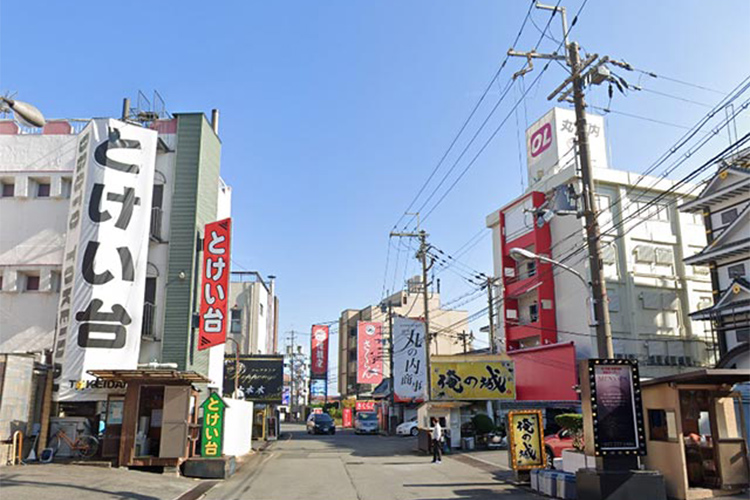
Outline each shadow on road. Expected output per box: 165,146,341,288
0,474,162,500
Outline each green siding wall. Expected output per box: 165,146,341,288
162,114,222,374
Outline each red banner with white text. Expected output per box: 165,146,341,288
198,218,231,350
357,321,383,385
311,325,329,378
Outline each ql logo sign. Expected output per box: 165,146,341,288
530,123,553,158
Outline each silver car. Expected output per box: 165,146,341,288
354,411,379,434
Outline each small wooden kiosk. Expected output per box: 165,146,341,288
642,369,750,500
89,369,209,469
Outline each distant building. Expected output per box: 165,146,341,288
337,276,469,398
0,105,232,407
227,271,279,355
679,148,749,369
486,108,714,378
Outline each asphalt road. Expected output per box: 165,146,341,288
204,423,534,500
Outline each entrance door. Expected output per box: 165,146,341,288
712,394,750,490
159,386,190,458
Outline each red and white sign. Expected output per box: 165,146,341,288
357,321,383,385
355,400,376,412
342,408,353,427
311,325,329,378
198,218,231,350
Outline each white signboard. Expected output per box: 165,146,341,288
526,107,608,186
392,317,427,402
53,119,157,401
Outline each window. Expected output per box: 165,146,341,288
526,260,537,278
648,409,677,442
728,263,746,280
36,182,51,198
230,308,242,334
529,303,539,323
635,201,669,221
0,274,3,290
259,303,264,316
720,208,738,226
1,182,14,197
25,274,40,291
737,328,750,344
51,271,61,292
61,178,72,198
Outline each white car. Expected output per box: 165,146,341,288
395,418,419,437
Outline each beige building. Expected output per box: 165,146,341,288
227,271,279,356
338,277,469,398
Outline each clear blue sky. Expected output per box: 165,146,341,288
2,1,748,391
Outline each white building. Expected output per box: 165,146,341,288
0,106,233,407
486,108,714,377
680,148,750,369
227,271,279,355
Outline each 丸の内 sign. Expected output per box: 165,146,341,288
357,321,383,385
508,410,546,470
201,393,226,457
53,119,157,402
310,325,329,378
430,357,516,401
392,317,427,402
198,218,231,350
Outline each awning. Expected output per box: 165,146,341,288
88,369,211,384
642,369,750,388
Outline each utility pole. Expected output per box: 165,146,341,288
389,228,434,398
508,3,615,358
486,277,498,354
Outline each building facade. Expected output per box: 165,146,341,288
679,148,750,369
0,107,232,405
486,108,714,378
337,278,469,398
227,271,279,356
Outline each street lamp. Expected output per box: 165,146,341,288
0,97,46,128
509,247,597,327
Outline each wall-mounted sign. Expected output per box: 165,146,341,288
357,321,383,385
222,355,283,402
392,317,427,402
198,218,232,350
508,410,546,470
430,358,516,400
53,119,157,402
201,393,226,457
310,325,329,378
355,400,376,412
585,359,646,457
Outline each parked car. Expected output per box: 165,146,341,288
395,417,418,437
354,411,379,434
544,429,575,467
307,413,336,435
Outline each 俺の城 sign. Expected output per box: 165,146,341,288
430,356,516,400
508,410,546,470
201,393,226,457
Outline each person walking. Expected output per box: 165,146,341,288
431,417,443,464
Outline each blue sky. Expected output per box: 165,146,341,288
2,1,748,391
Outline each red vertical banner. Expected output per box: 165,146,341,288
310,325,329,378
342,408,353,428
357,322,383,385
198,218,231,350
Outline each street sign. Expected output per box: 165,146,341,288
198,218,232,350
430,358,516,400
508,410,546,471
201,392,226,457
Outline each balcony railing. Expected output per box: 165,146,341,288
150,206,163,241
142,302,157,338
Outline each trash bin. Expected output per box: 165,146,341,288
462,437,475,450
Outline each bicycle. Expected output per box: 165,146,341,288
49,428,99,459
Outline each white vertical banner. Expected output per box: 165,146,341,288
392,317,427,402
53,119,157,401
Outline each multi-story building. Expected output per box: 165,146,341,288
337,277,469,398
0,102,233,409
486,108,714,378
679,148,749,369
227,271,279,355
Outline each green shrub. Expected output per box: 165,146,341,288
555,413,584,450
471,414,495,435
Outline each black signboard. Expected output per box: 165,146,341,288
587,359,646,456
223,355,283,403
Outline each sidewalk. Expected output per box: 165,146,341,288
0,463,206,500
